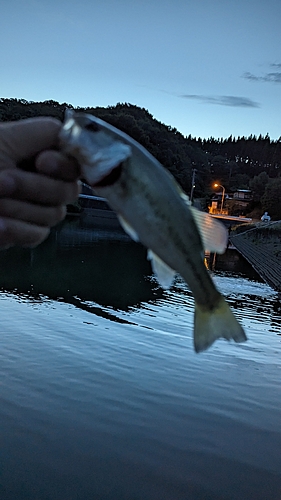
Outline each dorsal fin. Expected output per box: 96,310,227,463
189,207,228,254
176,186,227,254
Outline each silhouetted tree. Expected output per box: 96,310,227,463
261,178,281,220
249,172,270,201
1,97,281,217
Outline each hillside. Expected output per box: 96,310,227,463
1,98,281,216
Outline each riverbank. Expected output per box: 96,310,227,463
230,221,281,291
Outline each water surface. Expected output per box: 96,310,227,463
0,237,281,499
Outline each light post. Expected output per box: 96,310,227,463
214,183,225,214
190,168,197,204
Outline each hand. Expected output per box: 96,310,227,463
0,117,81,249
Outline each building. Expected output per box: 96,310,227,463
209,190,229,215
233,189,252,204
209,189,253,216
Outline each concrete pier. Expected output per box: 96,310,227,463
230,221,281,291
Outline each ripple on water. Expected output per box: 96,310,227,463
1,259,281,500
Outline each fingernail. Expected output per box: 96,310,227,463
36,152,60,175
45,157,60,174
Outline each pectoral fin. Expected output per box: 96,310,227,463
117,215,139,242
147,250,176,289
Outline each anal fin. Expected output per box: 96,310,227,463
147,250,176,289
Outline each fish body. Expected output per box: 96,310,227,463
60,111,246,352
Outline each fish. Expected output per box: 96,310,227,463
59,110,247,352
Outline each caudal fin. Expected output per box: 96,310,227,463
194,296,247,353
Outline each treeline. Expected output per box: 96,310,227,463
0,98,209,195
193,134,281,188
1,98,281,217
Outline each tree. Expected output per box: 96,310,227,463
1,97,281,202
229,173,250,190
249,171,269,201
261,178,281,220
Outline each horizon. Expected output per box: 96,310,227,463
2,96,280,143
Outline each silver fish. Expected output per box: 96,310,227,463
59,111,247,352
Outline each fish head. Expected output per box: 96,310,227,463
59,110,132,186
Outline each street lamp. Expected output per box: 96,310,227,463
214,183,225,214
190,168,197,203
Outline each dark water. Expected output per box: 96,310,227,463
0,234,281,500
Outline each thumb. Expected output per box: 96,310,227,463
0,117,62,164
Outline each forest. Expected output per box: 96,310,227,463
1,98,281,219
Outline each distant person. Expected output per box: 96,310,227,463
0,117,80,249
261,211,271,222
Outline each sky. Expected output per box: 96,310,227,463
1,0,281,140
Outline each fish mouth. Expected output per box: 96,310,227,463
92,162,123,187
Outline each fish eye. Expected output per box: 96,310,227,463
85,121,100,132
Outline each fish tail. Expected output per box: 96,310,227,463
194,296,247,353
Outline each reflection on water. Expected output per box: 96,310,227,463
205,247,263,280
0,230,281,500
0,234,163,310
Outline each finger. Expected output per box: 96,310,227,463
36,150,81,181
0,199,66,227
0,217,50,249
0,169,80,206
0,117,61,164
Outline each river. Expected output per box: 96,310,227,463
0,232,281,500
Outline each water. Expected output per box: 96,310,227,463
0,235,281,500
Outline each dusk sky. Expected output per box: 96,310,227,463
1,0,281,139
